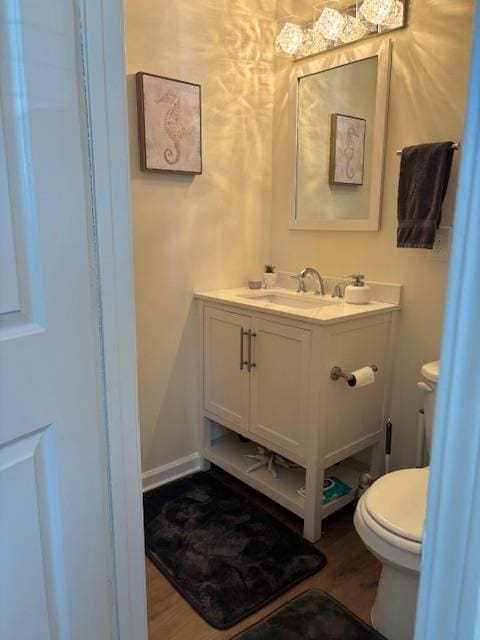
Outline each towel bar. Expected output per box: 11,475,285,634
396,142,461,156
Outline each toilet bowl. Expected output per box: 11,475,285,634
354,468,428,640
354,360,439,640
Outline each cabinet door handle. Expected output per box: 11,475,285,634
240,328,249,370
247,330,257,372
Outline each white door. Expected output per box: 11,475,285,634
1,3,117,639
204,306,251,431
250,318,311,459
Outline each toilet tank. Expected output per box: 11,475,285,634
420,361,440,456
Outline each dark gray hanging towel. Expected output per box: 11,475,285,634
397,142,455,249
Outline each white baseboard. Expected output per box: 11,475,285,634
142,453,202,492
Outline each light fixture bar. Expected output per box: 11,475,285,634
275,0,408,60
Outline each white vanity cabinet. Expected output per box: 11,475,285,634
197,288,399,542
204,306,311,461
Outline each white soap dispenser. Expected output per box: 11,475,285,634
344,274,371,305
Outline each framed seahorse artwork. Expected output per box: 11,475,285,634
329,114,366,186
136,72,202,174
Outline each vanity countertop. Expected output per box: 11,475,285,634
195,287,400,326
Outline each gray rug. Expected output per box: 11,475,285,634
143,472,326,629
233,590,386,639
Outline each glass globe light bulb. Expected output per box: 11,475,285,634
314,7,346,41
275,22,304,55
296,28,329,57
381,1,404,28
340,15,369,43
359,0,397,25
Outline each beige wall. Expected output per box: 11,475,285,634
272,0,474,468
125,0,275,472
126,0,474,474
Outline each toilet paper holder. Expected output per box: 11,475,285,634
330,365,378,386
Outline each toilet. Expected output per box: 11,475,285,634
354,360,440,640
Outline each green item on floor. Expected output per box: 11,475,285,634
323,476,352,504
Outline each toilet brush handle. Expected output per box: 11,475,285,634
385,420,393,474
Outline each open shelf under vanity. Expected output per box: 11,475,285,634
204,425,368,525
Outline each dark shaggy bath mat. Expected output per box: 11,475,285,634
143,472,326,629
233,590,386,639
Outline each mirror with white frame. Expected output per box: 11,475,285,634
289,38,392,231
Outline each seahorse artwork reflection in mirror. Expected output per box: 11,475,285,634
329,114,366,186
344,124,360,180
158,90,186,165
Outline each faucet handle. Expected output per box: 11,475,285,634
331,281,348,298
344,274,366,287
289,274,307,293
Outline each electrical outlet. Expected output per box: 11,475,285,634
429,226,452,262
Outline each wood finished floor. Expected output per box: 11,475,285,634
146,467,381,640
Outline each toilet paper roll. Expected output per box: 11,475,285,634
348,366,376,388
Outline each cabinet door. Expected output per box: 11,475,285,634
250,318,311,458
204,306,251,431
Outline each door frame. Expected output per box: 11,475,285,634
76,1,147,638
415,3,480,638
77,0,480,638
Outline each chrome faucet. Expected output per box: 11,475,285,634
331,281,348,299
299,268,325,296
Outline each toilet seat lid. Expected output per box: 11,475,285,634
421,360,440,383
364,468,429,543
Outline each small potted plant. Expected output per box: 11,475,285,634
264,264,277,289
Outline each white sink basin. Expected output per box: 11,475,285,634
195,285,401,326
238,292,337,309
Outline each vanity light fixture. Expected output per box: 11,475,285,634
380,0,404,29
359,0,399,26
314,6,346,41
274,0,407,60
340,13,370,43
297,27,330,57
275,21,305,55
